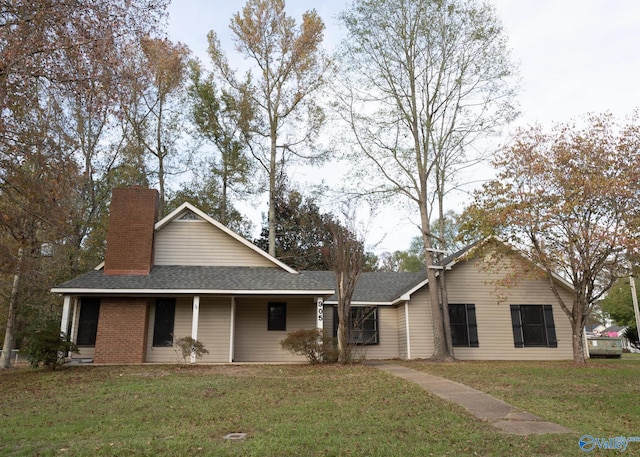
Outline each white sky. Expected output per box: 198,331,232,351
167,0,640,253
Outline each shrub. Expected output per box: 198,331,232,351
280,329,337,364
174,336,209,363
22,324,78,370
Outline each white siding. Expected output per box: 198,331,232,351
445,256,574,360
233,297,316,362
154,220,275,267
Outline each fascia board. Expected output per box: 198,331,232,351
51,288,335,296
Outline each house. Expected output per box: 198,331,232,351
52,187,575,363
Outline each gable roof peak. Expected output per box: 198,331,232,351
156,202,298,274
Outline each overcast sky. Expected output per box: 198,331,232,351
167,0,640,253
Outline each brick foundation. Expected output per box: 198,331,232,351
94,298,150,364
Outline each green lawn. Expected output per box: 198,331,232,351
0,356,639,456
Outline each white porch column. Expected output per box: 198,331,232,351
60,296,71,336
316,297,324,330
405,303,411,360
229,297,236,363
69,298,79,343
190,296,200,363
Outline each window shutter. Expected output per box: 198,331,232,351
467,304,479,347
543,305,557,348
510,305,524,348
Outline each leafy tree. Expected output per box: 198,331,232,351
335,0,517,360
600,277,639,343
254,182,335,270
0,126,82,368
379,237,425,272
462,113,640,364
0,0,168,368
208,0,330,256
188,60,255,225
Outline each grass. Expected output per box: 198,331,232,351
0,356,638,456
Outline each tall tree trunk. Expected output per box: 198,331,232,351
437,194,453,357
268,131,277,257
420,207,453,361
438,262,453,357
336,306,349,363
1,247,24,369
572,306,587,365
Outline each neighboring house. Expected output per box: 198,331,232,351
52,187,575,364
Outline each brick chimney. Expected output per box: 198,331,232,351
104,187,159,275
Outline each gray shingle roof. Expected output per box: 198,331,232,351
300,271,427,303
52,266,334,294
52,266,429,303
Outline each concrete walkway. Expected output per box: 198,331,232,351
368,361,571,435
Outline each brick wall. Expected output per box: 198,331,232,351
94,298,150,364
104,187,159,275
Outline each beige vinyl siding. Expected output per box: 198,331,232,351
196,297,232,363
233,297,316,362
397,303,408,359
407,287,435,359
323,304,334,335
446,257,573,360
322,304,400,360
146,298,192,363
360,306,399,359
154,220,275,267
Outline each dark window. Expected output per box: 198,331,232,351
333,306,379,345
510,305,557,348
351,307,378,345
153,299,176,347
268,302,286,331
448,304,479,347
76,298,100,346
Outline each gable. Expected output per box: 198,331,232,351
153,210,275,268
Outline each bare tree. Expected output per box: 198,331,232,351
335,0,518,360
121,37,191,214
323,213,367,363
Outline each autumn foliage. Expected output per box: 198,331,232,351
462,112,640,363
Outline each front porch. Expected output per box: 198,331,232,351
60,294,325,364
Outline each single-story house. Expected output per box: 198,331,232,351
52,187,575,363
